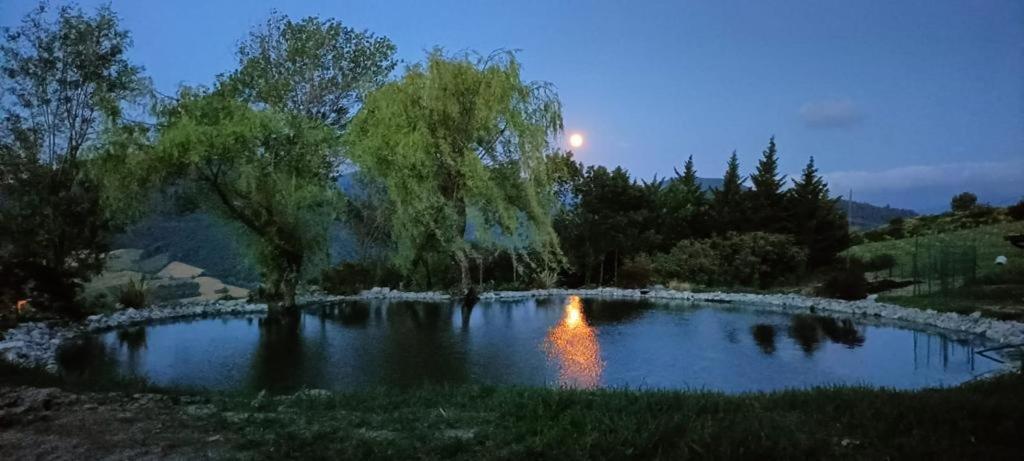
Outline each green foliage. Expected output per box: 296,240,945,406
320,261,401,295
1008,199,1024,221
117,278,147,309
223,12,397,130
951,191,978,213
344,50,564,289
101,89,344,309
618,254,655,288
172,373,1024,460
863,253,897,273
818,266,869,300
0,3,146,317
556,165,658,286
658,155,708,245
747,136,787,233
653,232,806,289
97,13,398,308
786,156,850,268
710,151,747,232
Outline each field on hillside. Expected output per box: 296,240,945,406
846,221,1024,317
847,221,1024,279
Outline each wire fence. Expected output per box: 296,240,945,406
866,239,979,298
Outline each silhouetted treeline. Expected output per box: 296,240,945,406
550,137,851,288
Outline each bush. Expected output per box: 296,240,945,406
654,232,807,289
618,254,654,288
1008,200,1024,221
117,279,147,309
818,266,868,300
864,254,897,274
951,192,978,213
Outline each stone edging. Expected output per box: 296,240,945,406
3,288,1022,373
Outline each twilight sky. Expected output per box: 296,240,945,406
2,0,1021,211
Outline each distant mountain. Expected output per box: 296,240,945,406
836,199,917,230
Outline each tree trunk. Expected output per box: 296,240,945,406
269,253,302,318
598,254,605,287
511,251,518,285
456,252,470,292
613,249,619,286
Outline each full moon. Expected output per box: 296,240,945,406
569,133,584,148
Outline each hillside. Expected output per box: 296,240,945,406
837,199,916,230
845,220,1024,318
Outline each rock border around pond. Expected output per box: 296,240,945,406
2,288,1022,374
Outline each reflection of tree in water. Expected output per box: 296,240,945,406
543,296,604,388
56,336,124,384
580,298,649,325
787,315,865,356
316,302,370,326
751,324,777,355
377,301,468,387
249,313,305,392
116,326,147,352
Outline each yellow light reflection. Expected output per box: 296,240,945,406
543,296,603,388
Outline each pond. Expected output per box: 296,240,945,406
58,296,1002,393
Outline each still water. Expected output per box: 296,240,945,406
58,296,1002,393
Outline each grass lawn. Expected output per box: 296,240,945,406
201,374,1024,460
846,221,1024,280
7,361,1022,460
847,221,1024,318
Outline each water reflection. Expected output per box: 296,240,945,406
543,296,604,388
56,298,1001,393
787,315,866,355
751,324,777,355
249,315,305,391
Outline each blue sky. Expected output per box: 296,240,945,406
2,0,1021,211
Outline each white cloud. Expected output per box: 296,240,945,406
799,99,864,129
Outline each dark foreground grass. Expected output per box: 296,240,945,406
4,361,1023,460
206,374,1024,460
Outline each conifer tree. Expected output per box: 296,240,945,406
748,136,787,232
788,156,849,268
710,151,746,233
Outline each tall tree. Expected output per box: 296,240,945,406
0,3,147,315
571,166,653,285
787,157,849,268
344,50,564,291
748,136,787,232
223,12,397,130
659,155,708,245
99,13,397,312
710,151,747,233
103,89,344,313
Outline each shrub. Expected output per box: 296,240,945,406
864,254,897,275
618,254,654,288
1008,200,1024,221
951,192,978,213
654,232,806,289
653,239,718,286
117,279,147,309
818,266,868,300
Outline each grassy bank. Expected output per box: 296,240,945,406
176,374,1024,459
846,221,1024,318
5,360,1021,460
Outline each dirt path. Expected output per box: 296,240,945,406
0,386,236,460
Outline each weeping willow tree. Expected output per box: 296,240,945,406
344,50,565,290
